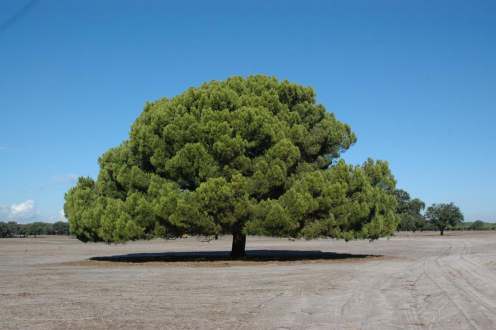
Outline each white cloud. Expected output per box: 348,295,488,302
0,201,66,224
10,200,34,215
58,209,67,222
0,200,40,223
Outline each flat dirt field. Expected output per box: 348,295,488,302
2,232,496,329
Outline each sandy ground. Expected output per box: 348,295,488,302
1,232,496,329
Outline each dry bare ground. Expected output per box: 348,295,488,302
1,231,496,329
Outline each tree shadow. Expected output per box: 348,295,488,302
90,250,380,263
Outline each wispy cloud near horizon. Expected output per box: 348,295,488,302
0,200,66,223
51,174,78,184
0,199,40,223
10,199,35,215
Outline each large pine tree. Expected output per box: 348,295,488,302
64,76,399,257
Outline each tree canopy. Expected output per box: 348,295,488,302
425,203,464,235
395,189,426,232
0,221,69,238
64,76,399,257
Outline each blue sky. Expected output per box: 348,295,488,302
1,0,495,222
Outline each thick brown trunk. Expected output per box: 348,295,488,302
231,232,246,258
440,229,444,236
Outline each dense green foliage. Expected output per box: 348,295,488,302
468,220,486,230
0,221,69,238
395,189,426,232
425,203,464,235
450,220,496,231
65,76,400,255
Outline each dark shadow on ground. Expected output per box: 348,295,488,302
90,250,380,263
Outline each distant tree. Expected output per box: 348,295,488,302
469,220,486,230
26,222,48,237
0,221,72,238
425,203,464,236
395,189,425,232
52,221,69,235
7,222,20,237
0,222,12,238
65,76,400,258
395,189,411,213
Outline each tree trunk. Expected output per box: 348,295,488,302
440,229,444,236
231,232,246,258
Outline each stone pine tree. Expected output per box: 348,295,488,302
425,203,464,236
64,76,399,258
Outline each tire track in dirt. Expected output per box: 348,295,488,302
4,234,496,329
338,259,424,329
420,239,496,329
422,244,479,329
437,240,496,326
